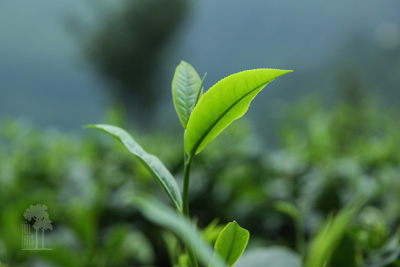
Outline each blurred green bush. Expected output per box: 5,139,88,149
1,98,400,266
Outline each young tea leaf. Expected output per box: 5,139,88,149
86,124,183,212
172,61,204,128
185,69,292,155
210,221,250,267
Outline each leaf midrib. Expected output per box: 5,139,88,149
189,80,270,155
224,225,238,266
183,65,191,125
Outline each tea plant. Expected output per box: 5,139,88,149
86,62,387,267
87,61,291,266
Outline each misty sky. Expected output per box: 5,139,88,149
0,0,399,131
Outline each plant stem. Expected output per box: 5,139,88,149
183,153,194,217
182,140,198,267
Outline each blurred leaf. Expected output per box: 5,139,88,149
210,221,249,267
101,225,154,265
86,124,182,212
274,201,305,254
202,219,224,244
127,194,224,267
36,248,81,267
274,201,302,225
172,60,204,128
178,254,189,267
66,204,97,248
357,207,389,250
235,246,301,267
362,229,400,267
163,231,183,267
185,69,292,155
305,197,366,267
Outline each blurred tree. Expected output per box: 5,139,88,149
81,0,187,122
332,36,400,107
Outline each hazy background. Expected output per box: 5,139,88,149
2,1,400,266
1,0,399,137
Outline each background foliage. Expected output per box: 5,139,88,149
1,97,400,266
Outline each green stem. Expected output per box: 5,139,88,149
183,154,194,217
182,135,198,267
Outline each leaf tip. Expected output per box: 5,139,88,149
276,69,293,75
179,60,189,66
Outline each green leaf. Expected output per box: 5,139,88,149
305,197,366,267
127,194,224,267
172,61,204,128
210,221,250,267
185,69,292,155
86,124,182,212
